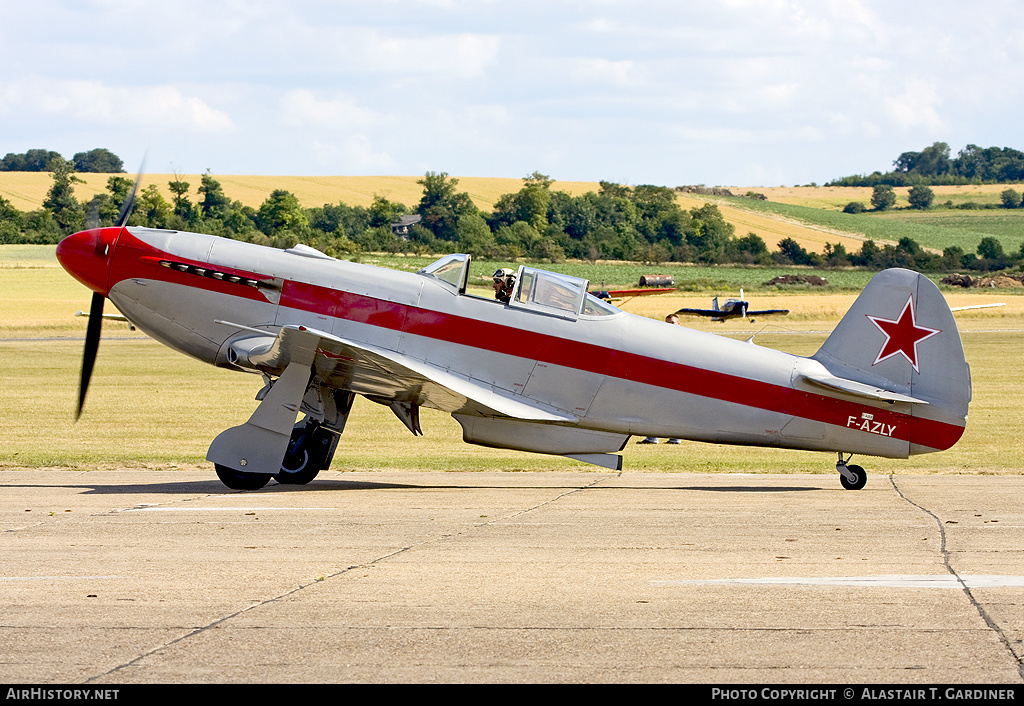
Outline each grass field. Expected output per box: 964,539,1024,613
2,245,1021,477
712,194,1024,255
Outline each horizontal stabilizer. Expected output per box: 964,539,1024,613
794,359,928,405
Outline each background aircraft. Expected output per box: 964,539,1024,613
589,286,676,305
675,289,789,322
55,185,971,492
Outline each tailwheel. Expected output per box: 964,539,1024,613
836,453,867,491
274,421,332,485
215,464,271,490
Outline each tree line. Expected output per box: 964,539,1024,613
828,142,1024,186
1,148,124,174
1,154,1021,273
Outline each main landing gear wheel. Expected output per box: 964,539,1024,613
215,464,271,490
274,422,331,485
836,454,867,490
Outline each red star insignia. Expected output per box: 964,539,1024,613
866,296,940,373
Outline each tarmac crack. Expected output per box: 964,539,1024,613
84,476,617,682
889,474,1024,681
83,545,413,683
479,473,620,525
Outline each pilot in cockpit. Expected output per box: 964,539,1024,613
492,268,516,303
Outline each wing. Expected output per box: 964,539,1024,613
598,287,675,297
674,308,726,318
225,324,577,423
745,309,790,316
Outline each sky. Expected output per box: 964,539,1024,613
1,0,1022,187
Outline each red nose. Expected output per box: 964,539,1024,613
56,227,122,296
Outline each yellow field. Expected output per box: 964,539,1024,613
0,172,600,212
674,191,869,252
739,184,1016,210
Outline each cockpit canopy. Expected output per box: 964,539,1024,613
418,254,621,319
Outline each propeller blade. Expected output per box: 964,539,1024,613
77,292,105,419
115,161,146,227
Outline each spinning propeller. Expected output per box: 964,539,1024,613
73,166,143,419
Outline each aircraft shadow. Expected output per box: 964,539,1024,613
4,480,822,495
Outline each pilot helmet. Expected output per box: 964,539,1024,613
492,267,516,286
492,268,516,301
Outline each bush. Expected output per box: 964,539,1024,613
843,201,866,214
871,185,896,211
908,185,934,210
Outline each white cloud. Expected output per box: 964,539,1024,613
570,58,636,86
279,90,379,130
308,135,398,174
0,78,233,133
0,0,1019,185
885,78,945,132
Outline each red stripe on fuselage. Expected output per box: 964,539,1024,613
109,234,964,452
281,281,964,451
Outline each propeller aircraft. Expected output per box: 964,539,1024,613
675,289,789,322
56,184,971,492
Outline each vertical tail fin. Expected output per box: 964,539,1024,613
813,268,970,452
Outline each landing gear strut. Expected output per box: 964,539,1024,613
836,453,867,490
274,420,335,485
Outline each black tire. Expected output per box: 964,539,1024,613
839,464,867,490
274,424,329,485
215,464,271,490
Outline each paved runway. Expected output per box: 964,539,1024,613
2,468,1022,684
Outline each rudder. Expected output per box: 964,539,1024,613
812,268,970,452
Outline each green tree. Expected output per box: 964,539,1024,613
416,172,477,241
893,237,938,269
456,212,497,258
0,195,25,243
0,149,62,172
686,203,734,263
976,236,1008,269
1000,188,1022,209
732,232,770,264
198,171,230,220
490,172,552,232
774,237,820,266
42,156,84,232
908,185,934,210
223,201,259,239
871,184,896,211
530,236,567,263
168,174,195,223
72,148,124,173
257,189,309,239
823,242,851,267
136,184,172,228
368,195,407,228
914,142,951,176
940,245,966,270
598,181,631,199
